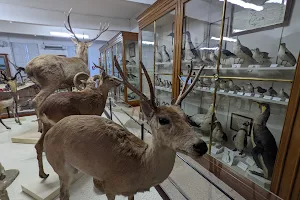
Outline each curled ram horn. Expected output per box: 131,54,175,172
73,72,90,91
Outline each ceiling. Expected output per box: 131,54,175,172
0,0,149,19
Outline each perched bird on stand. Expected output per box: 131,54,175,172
155,45,163,62
209,51,218,64
268,87,278,97
246,83,255,94
217,48,237,64
233,121,249,155
278,43,296,66
255,86,267,96
241,86,246,94
212,121,228,144
252,48,271,64
279,88,289,100
250,103,278,180
185,31,201,61
233,39,257,64
228,79,241,92
162,45,171,62
219,80,228,91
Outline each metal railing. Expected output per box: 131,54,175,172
105,97,234,200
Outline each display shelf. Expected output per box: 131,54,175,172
155,86,172,92
193,87,288,106
182,64,296,71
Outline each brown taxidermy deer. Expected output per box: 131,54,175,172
25,8,109,132
43,56,207,200
35,65,122,179
0,71,21,126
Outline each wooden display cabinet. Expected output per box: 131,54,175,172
99,32,139,106
137,0,300,199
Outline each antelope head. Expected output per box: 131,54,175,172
0,71,18,92
64,8,109,57
93,63,122,89
114,56,208,157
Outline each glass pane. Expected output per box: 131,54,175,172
106,48,113,76
141,23,155,99
125,40,139,101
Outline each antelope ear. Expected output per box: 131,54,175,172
71,38,79,45
86,42,93,47
140,101,154,120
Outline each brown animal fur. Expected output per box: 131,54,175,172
35,73,121,178
43,58,207,200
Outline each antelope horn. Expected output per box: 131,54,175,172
0,71,8,81
93,63,105,71
175,62,205,105
73,72,90,91
64,8,80,42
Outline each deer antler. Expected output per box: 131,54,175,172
175,62,205,105
114,56,156,109
64,8,80,42
0,71,8,81
86,22,109,43
93,62,105,71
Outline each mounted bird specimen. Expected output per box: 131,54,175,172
155,45,163,63
233,39,257,64
218,48,237,64
278,43,296,66
219,80,228,91
228,79,241,92
255,86,267,96
252,48,271,64
233,121,250,155
185,31,201,61
162,45,171,62
209,51,218,64
212,121,228,144
246,83,254,94
268,87,278,97
279,88,289,100
250,103,278,180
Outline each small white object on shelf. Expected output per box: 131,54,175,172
211,146,224,154
228,91,235,94
285,99,289,103
263,95,272,100
222,147,235,166
270,64,278,68
273,97,282,101
246,157,256,166
237,92,244,96
232,64,241,68
219,89,225,93
237,161,248,171
254,94,261,98
244,93,253,97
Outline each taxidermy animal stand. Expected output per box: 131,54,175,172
25,8,109,132
43,56,207,200
0,71,21,128
250,103,278,180
35,65,122,179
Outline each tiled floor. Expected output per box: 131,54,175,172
0,108,245,200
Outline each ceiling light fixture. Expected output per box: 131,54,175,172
142,41,154,45
265,0,285,4
9,21,12,23
220,0,263,11
200,47,219,50
50,32,89,39
211,36,237,42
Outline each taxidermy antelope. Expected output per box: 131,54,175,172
25,8,109,131
7,58,26,84
0,98,16,129
35,65,122,178
43,56,207,200
0,71,21,125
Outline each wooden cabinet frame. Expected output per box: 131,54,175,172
99,32,139,106
137,0,300,199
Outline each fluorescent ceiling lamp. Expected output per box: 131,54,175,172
211,36,237,42
126,0,156,4
200,47,219,50
233,29,245,33
50,32,89,39
142,41,154,45
265,0,286,4
220,0,263,11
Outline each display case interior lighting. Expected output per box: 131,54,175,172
211,36,237,42
50,32,89,39
142,41,154,45
220,0,264,11
200,47,219,50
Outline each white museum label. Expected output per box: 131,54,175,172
263,96,272,100
246,157,256,166
270,64,278,68
232,64,241,68
219,90,225,93
273,97,282,101
254,94,261,98
285,99,289,103
211,146,219,154
237,92,244,96
248,65,255,68
244,93,252,97
228,91,235,94
237,161,248,171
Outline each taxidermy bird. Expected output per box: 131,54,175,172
268,87,278,97
155,45,163,62
279,88,289,100
162,45,171,62
202,54,213,65
250,103,278,180
185,31,201,60
252,48,271,64
212,121,228,143
233,122,249,155
233,39,257,64
278,43,296,66
228,79,241,92
218,48,237,64
241,86,246,93
247,83,254,94
219,80,228,91
256,86,267,96
188,104,216,133
209,51,218,64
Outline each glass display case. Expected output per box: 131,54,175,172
99,32,139,106
137,0,299,199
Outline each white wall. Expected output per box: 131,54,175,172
0,33,104,77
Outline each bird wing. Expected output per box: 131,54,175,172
285,49,296,63
240,46,253,57
222,49,235,57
